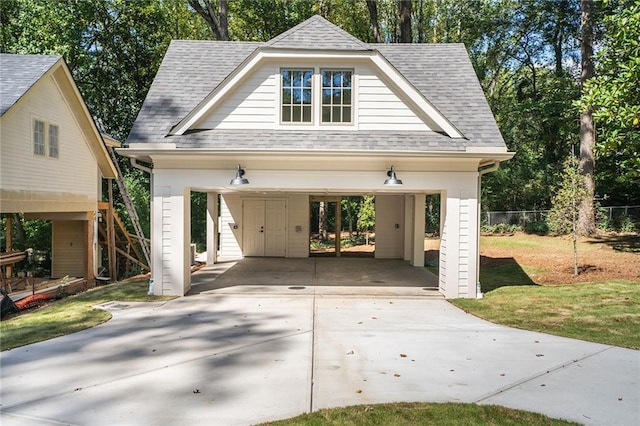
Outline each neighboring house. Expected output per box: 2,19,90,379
0,53,117,283
122,15,513,298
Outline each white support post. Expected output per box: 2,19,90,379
411,194,426,267
206,192,218,265
404,195,413,261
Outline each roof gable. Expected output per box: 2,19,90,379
0,53,60,116
0,53,117,178
266,15,369,51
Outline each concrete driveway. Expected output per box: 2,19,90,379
1,287,638,425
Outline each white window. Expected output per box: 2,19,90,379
281,69,313,123
49,124,59,158
33,119,59,158
33,120,45,156
321,70,352,124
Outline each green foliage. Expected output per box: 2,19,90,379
547,156,589,235
579,0,640,204
356,196,375,233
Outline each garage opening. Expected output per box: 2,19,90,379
309,196,374,258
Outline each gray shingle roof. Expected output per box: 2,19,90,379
266,14,369,51
0,53,61,116
127,15,505,152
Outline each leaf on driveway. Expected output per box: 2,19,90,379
400,353,407,358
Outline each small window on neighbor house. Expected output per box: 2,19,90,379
281,69,313,123
49,124,59,158
321,70,352,124
33,120,45,156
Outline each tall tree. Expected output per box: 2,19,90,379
366,0,383,43
580,0,640,206
578,0,596,235
399,0,412,42
187,0,229,40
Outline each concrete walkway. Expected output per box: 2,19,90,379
1,291,638,425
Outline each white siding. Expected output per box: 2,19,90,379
196,65,277,130
51,220,84,278
358,65,430,131
0,74,99,210
219,195,243,258
374,195,404,259
458,199,471,297
219,193,309,259
287,194,309,257
190,62,431,132
160,186,172,292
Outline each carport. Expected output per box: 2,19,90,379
188,257,441,297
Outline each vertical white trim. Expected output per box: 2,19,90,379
411,194,426,267
403,194,413,261
206,192,218,265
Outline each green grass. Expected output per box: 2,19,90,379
452,280,640,349
1,279,173,351
262,402,578,425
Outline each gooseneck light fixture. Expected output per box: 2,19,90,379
384,165,403,185
230,164,249,185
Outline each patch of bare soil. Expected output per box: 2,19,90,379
444,233,640,285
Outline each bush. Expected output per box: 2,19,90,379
481,223,523,234
524,220,549,235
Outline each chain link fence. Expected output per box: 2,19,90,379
482,206,640,232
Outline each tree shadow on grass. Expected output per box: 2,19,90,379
425,250,536,293
586,234,640,253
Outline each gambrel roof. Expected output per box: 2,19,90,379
127,15,506,153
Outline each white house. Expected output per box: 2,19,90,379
122,16,513,298
0,53,118,282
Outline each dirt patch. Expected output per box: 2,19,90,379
424,233,640,285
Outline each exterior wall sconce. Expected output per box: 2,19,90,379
230,164,249,185
384,166,403,185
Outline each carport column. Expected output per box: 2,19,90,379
410,194,425,267
403,195,413,261
439,186,479,298
206,192,218,265
151,182,191,296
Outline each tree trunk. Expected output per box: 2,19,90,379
417,0,425,43
319,202,327,242
578,0,596,236
399,0,412,43
366,0,383,43
187,0,229,41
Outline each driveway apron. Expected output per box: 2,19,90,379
1,291,638,426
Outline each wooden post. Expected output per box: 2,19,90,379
84,211,95,287
107,181,117,281
5,215,13,278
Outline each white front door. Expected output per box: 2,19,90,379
243,200,287,257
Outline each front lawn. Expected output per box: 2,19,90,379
1,279,172,351
451,280,640,349
262,402,578,425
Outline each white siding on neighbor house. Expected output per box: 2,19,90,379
374,195,404,259
189,62,430,132
0,73,99,208
51,220,85,278
357,64,430,131
196,64,277,130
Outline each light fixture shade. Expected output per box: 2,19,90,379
384,166,403,185
230,164,249,185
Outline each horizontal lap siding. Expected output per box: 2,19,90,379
375,195,404,259
0,75,98,204
358,67,430,131
220,195,243,258
287,194,309,257
197,66,276,130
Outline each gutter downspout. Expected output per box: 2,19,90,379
130,158,154,295
476,161,501,298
